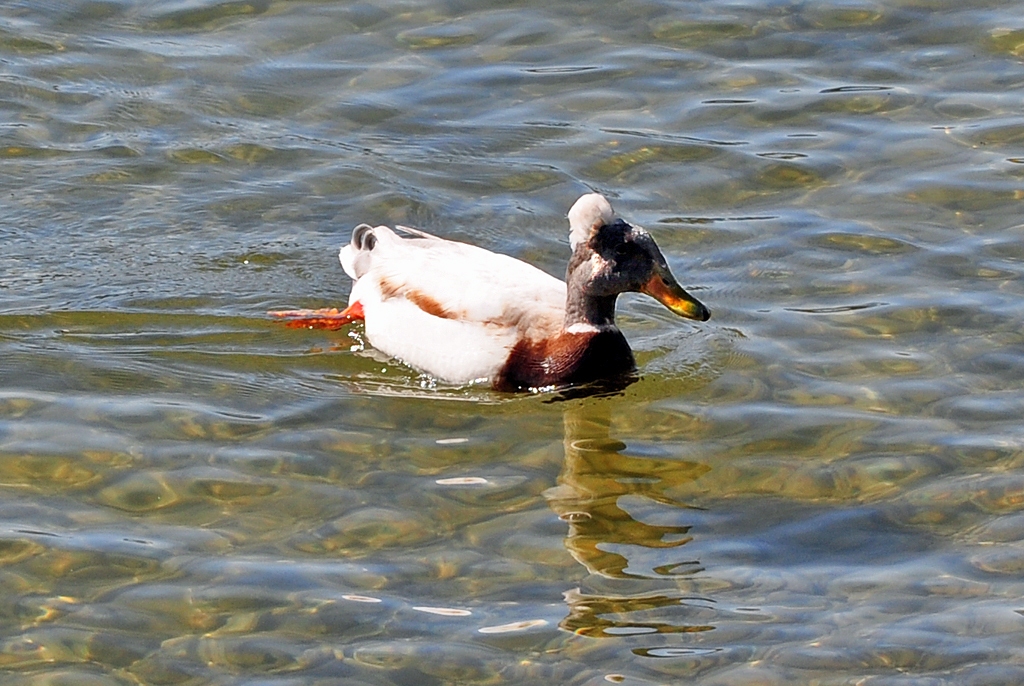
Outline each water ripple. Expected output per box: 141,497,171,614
4,0,1024,683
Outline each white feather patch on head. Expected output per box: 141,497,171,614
567,193,615,249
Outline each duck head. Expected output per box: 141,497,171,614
565,193,710,328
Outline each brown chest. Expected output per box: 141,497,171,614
494,329,636,392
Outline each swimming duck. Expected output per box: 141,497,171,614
272,193,709,391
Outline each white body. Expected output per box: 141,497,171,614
340,225,567,385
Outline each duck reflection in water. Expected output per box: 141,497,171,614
547,403,717,638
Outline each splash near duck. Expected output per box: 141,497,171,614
271,193,710,391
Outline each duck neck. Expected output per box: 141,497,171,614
564,292,618,331
564,251,619,332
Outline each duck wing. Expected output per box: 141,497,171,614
341,224,565,331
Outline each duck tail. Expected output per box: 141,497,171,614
351,223,377,251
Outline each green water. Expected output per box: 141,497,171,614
3,0,1024,684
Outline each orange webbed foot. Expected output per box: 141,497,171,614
269,302,365,330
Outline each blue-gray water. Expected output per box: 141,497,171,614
3,1,1024,684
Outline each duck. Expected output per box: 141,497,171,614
272,193,710,391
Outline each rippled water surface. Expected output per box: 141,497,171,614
4,0,1024,684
